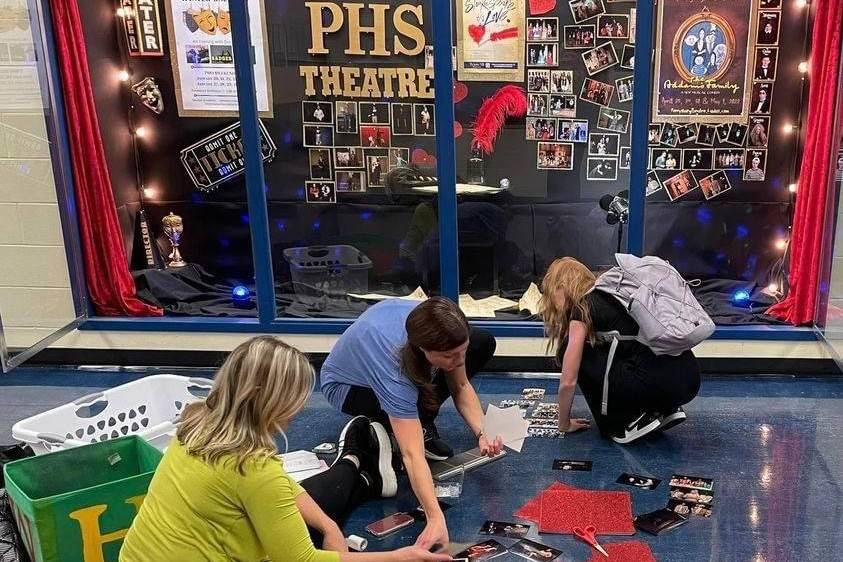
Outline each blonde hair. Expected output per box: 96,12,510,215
540,257,597,353
177,336,314,473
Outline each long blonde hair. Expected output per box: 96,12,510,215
540,257,597,353
177,336,314,473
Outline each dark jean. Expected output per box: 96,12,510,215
340,328,497,428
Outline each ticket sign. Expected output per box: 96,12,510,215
122,0,165,57
180,120,277,192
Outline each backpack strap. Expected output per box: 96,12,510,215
601,336,618,416
596,331,637,416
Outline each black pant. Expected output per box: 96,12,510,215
577,347,701,438
300,459,368,545
340,328,496,428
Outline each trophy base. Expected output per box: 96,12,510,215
167,260,187,268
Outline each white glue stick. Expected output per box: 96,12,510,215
346,535,368,551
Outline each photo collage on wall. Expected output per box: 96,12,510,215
526,0,635,178
646,0,780,201
303,96,426,203
302,39,434,204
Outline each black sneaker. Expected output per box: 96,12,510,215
423,422,453,461
362,422,398,498
333,415,371,466
611,411,662,444
656,407,687,433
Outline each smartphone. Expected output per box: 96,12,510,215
365,513,415,537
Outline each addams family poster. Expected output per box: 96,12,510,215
456,0,526,82
653,0,758,123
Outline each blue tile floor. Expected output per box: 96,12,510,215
1,369,841,562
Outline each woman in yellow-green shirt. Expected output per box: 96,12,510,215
120,336,450,562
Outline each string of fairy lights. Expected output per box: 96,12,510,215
114,4,155,204
760,0,812,303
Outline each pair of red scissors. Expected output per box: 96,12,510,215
573,525,609,558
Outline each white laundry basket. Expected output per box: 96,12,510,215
12,375,213,455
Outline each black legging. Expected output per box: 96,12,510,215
340,328,497,428
577,346,701,438
300,459,368,546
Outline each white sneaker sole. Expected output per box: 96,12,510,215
371,422,398,498
333,415,368,466
611,417,662,444
424,448,451,462
658,410,687,432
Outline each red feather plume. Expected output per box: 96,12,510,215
471,85,528,155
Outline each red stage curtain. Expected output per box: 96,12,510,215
767,0,843,325
49,0,161,316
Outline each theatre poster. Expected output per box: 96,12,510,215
653,0,758,124
456,0,526,82
165,0,273,117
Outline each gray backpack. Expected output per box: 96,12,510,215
592,254,714,415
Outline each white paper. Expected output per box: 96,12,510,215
482,404,530,453
475,295,519,311
519,283,543,315
280,450,323,473
459,294,497,318
287,460,329,483
348,287,428,302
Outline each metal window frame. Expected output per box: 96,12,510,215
23,0,812,343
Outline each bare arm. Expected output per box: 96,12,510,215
557,321,591,433
390,417,448,549
447,366,484,436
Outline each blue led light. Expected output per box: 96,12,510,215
733,289,750,304
232,285,251,307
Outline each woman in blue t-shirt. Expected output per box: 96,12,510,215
321,297,501,552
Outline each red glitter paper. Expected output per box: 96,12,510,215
538,489,635,535
514,482,575,522
587,541,656,562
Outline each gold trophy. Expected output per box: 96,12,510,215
161,212,186,268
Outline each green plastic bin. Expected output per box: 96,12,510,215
2,436,162,562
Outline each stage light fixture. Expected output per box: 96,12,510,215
732,289,750,305
232,285,252,308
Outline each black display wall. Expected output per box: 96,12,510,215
77,0,807,295
643,3,807,283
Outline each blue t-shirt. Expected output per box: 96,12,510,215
321,299,421,419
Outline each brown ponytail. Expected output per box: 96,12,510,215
400,297,470,412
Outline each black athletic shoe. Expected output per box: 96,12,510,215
333,415,371,466
656,407,687,433
611,411,662,444
423,422,453,461
362,422,398,498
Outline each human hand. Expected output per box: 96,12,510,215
321,524,348,553
479,433,503,457
395,546,452,562
414,515,449,551
559,418,591,434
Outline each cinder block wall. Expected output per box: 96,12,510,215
0,107,76,348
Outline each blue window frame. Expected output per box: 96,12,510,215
32,0,813,342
